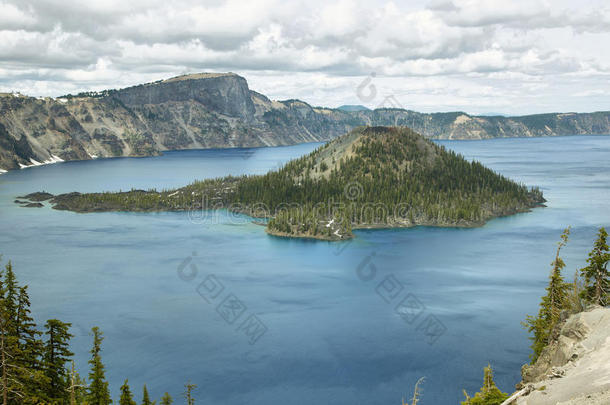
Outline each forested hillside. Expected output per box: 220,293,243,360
21,126,544,241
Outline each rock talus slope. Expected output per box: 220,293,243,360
512,307,610,405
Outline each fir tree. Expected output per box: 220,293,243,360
523,227,571,362
0,261,24,405
87,327,111,405
580,227,610,306
142,384,154,405
0,261,48,405
160,392,173,405
15,285,48,404
461,365,509,405
119,379,136,405
43,319,74,402
0,263,16,405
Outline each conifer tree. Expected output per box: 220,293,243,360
0,261,23,405
461,365,509,405
160,392,173,405
523,227,571,362
15,285,48,404
580,227,610,306
0,303,16,405
87,327,111,405
142,384,154,405
119,379,136,405
183,382,196,405
0,261,48,404
43,319,73,402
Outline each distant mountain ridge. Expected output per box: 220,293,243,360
1,72,609,172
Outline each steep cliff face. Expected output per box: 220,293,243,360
1,72,609,172
0,75,342,171
114,73,257,121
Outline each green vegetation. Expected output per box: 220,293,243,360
524,226,610,363
40,126,544,241
141,385,153,405
44,319,74,402
461,365,509,405
0,258,177,404
260,126,543,239
123,130,156,156
119,379,137,405
160,392,174,405
1,259,49,404
579,227,610,306
87,327,111,404
464,227,609,403
183,383,196,405
523,227,572,362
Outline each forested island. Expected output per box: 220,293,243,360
18,126,545,241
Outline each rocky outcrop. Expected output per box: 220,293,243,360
0,75,355,171
114,73,257,121
1,72,609,172
509,307,610,404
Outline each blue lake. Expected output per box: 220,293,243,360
1,136,609,404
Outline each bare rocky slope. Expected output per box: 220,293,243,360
505,306,610,405
1,72,609,172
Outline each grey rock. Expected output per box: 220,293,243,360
1,73,609,173
515,307,610,404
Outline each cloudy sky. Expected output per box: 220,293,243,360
1,0,609,115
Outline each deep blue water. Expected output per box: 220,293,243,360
1,136,609,405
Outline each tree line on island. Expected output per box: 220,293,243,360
1,227,607,404
33,127,544,241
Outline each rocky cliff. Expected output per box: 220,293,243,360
1,72,609,172
507,307,610,404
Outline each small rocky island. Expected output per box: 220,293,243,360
21,126,545,240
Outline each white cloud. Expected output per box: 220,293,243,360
0,0,608,115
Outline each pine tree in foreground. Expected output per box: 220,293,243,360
523,227,571,362
0,260,52,405
43,319,74,403
15,283,48,404
580,227,610,306
119,379,136,405
461,365,509,405
0,261,23,405
87,327,111,405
